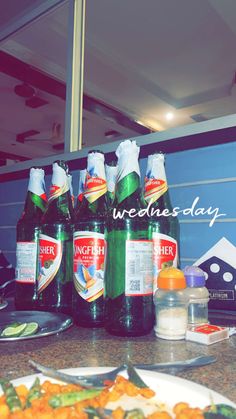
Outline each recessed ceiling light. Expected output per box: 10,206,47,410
165,112,174,121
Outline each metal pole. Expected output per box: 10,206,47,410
64,0,85,152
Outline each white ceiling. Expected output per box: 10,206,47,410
1,0,236,163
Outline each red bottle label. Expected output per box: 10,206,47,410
73,231,105,301
38,234,62,292
153,233,178,291
144,178,167,202
84,176,107,203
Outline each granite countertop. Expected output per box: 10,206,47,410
0,311,235,404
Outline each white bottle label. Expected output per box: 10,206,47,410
16,242,37,284
125,240,153,296
38,234,62,292
153,233,178,292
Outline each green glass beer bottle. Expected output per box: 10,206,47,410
36,160,74,314
15,168,47,310
104,140,154,336
144,153,180,293
73,151,108,327
105,161,117,207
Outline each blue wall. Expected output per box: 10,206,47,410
140,141,236,267
0,141,236,268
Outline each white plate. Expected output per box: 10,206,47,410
4,367,235,415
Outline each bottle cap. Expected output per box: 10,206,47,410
183,266,206,287
157,267,186,290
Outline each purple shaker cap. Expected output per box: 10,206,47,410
183,266,206,287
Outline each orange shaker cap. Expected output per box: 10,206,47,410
157,267,186,290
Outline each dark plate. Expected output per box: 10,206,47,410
0,311,73,341
0,299,8,310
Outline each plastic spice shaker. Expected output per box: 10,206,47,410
184,266,209,326
154,267,189,340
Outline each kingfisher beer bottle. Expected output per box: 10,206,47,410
105,162,117,206
37,161,74,314
73,151,108,327
144,153,180,292
104,140,154,336
15,168,47,310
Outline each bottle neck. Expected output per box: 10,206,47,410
77,169,87,204
28,168,46,199
21,167,47,220
105,164,117,202
76,153,108,220
114,171,140,203
83,155,107,204
107,190,115,206
43,163,74,223
21,191,46,221
43,191,74,223
114,140,142,206
149,189,173,211
144,155,169,204
76,192,108,220
67,174,75,208
112,172,148,216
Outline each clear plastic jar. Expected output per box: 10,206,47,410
154,268,189,340
184,266,209,326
